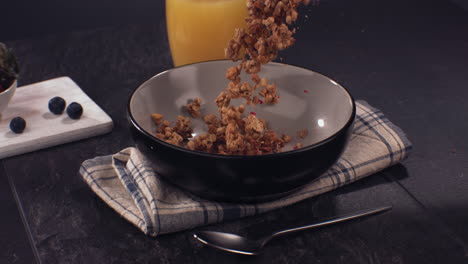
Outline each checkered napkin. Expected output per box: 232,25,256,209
79,101,412,237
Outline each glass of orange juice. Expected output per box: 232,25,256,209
166,0,247,67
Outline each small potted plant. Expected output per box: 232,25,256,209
0,42,19,113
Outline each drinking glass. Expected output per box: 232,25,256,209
166,0,247,67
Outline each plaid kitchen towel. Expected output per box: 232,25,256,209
79,101,412,237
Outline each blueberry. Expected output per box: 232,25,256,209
66,102,83,119
48,96,66,115
10,117,26,134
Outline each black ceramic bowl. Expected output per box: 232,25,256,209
128,60,355,202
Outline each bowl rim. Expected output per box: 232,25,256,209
128,60,356,160
0,79,17,95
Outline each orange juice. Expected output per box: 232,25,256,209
166,0,247,66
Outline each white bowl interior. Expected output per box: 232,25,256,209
130,61,354,150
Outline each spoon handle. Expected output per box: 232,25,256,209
271,205,392,238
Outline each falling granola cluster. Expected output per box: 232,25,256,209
222,0,311,105
151,0,311,155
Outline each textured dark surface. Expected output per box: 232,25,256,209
0,165,37,264
1,0,468,263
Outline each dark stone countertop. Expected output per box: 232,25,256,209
1,0,468,263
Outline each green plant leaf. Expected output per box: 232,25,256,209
0,42,19,90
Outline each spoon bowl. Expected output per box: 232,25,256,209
194,231,266,255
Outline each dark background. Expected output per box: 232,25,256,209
3,0,167,42
1,0,468,263
1,0,468,42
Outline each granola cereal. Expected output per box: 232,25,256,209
293,142,303,149
297,128,309,139
258,83,279,104
174,115,193,139
282,134,292,143
150,0,311,155
215,91,231,108
221,0,311,106
187,133,217,152
186,97,202,118
151,113,164,125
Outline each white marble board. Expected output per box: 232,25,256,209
0,77,113,159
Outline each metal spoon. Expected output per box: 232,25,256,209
193,206,392,255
